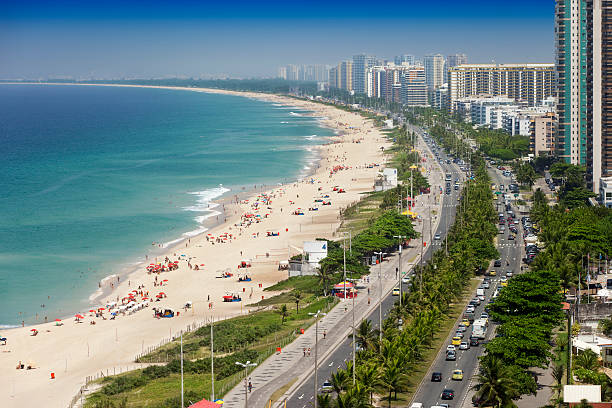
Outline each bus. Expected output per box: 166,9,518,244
472,318,488,339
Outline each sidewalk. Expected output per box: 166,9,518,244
222,128,445,408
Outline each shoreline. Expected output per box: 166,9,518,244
0,82,391,408
0,82,332,327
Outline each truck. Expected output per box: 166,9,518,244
476,288,485,297
472,318,488,339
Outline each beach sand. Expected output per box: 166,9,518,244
0,84,391,407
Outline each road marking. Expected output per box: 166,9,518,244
298,394,304,400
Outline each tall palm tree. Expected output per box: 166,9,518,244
292,290,304,314
331,369,349,394
471,355,519,408
356,363,380,404
355,320,378,352
380,358,406,406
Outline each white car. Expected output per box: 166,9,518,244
466,305,475,313
446,345,456,352
459,341,470,350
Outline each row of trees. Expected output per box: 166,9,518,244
319,151,498,407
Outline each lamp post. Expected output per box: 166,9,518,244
374,251,387,342
342,231,356,385
235,361,257,408
393,235,408,308
308,310,326,408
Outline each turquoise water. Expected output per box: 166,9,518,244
0,84,333,326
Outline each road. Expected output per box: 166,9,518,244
410,164,524,408
283,127,465,408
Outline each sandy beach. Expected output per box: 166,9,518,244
0,83,392,407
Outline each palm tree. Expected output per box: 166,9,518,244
292,290,304,314
380,358,406,406
343,383,370,408
355,320,378,352
551,364,564,400
317,268,333,296
471,355,519,408
278,304,289,324
356,363,381,404
574,349,599,371
316,393,332,408
331,369,349,394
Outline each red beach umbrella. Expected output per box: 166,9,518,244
89,309,95,313
55,319,61,322
163,279,168,282
75,314,84,319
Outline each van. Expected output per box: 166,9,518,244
476,288,485,297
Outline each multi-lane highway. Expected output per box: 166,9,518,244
283,127,465,408
410,164,524,408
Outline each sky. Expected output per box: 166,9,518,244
1,0,555,79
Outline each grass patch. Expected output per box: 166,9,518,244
269,377,298,406
264,275,320,293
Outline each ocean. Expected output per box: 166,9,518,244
0,84,334,327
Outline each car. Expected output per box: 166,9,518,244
446,344,456,352
392,287,400,296
472,297,481,305
402,276,410,284
409,404,423,408
446,351,456,361
459,341,470,350
486,269,497,276
321,381,333,393
481,312,489,320
457,325,467,333
431,372,442,382
445,188,451,195
461,319,470,327
470,337,480,346
466,305,475,313
482,281,490,289
434,233,441,240
452,369,464,380
477,294,485,301
451,336,462,345
506,271,513,278
441,389,455,400
494,260,502,267
508,234,515,240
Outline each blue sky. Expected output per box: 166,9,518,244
1,0,555,79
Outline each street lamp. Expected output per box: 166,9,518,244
235,360,257,408
308,310,326,408
342,231,356,386
374,251,387,342
393,235,408,308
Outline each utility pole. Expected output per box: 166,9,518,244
393,235,407,308
343,234,347,300
211,319,214,401
374,252,387,343
308,310,326,408
235,361,257,408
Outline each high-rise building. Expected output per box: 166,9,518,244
352,54,377,94
400,67,428,106
394,54,415,66
277,66,287,80
531,112,557,156
424,54,446,91
329,66,338,89
555,0,612,192
449,64,555,108
339,61,353,92
446,53,468,68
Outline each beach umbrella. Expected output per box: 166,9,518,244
89,309,95,313
55,319,61,322
163,279,168,282
30,329,38,332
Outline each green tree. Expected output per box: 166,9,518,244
354,319,379,352
278,304,289,324
472,355,519,408
574,349,599,371
356,363,380,404
292,290,304,314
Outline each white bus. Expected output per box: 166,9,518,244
472,318,488,339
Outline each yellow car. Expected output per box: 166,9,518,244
460,319,470,327
392,287,400,296
486,270,497,277
451,336,462,346
452,369,464,380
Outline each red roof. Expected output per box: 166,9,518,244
188,399,221,408
561,302,570,310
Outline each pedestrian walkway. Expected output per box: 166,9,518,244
222,128,446,408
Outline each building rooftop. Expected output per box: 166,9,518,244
452,63,554,69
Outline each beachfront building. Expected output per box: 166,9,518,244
447,53,468,68
329,66,338,89
433,83,449,110
424,54,446,92
555,0,612,194
339,61,353,92
448,63,555,109
277,64,330,82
